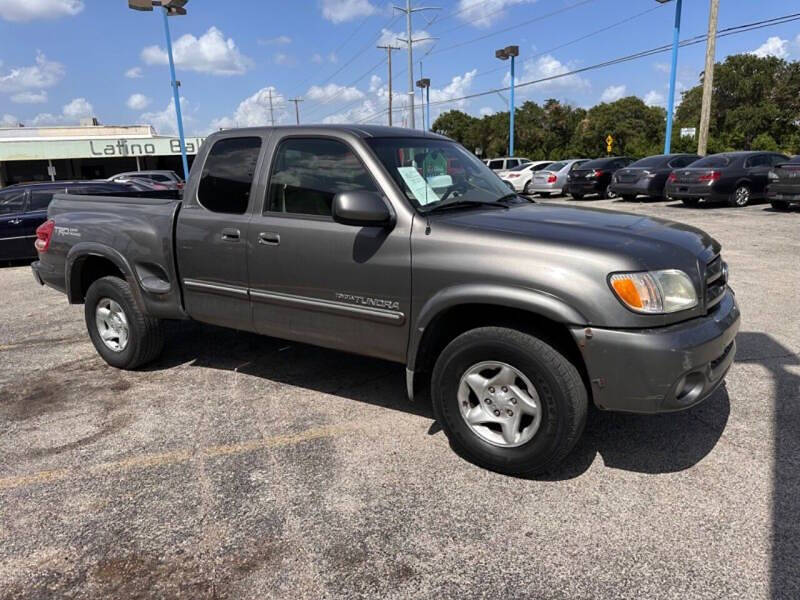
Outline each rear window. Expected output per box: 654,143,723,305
692,155,731,168
29,190,55,210
546,161,568,172
630,156,666,168
788,156,800,164
508,163,530,172
198,137,262,214
531,162,552,171
580,158,614,169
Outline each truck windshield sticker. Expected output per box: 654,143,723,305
397,166,440,205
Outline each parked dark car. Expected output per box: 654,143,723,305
664,151,789,207
765,155,800,211
0,180,154,261
611,153,699,201
567,156,634,199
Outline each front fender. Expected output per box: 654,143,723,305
406,283,587,370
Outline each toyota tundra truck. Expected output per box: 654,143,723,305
30,125,740,475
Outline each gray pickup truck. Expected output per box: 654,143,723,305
31,125,740,475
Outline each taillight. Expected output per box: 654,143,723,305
547,174,557,183
699,171,721,182
35,219,54,253
668,173,677,183
592,169,604,178
177,181,185,189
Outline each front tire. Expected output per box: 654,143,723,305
85,276,165,369
431,327,588,476
729,184,751,207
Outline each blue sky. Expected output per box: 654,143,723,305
0,0,798,135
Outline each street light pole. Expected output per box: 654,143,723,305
128,0,190,180
495,45,519,157
658,0,683,154
416,78,430,131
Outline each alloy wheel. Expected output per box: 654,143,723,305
95,298,129,352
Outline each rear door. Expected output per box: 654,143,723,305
744,154,773,195
246,134,411,362
0,188,31,260
176,135,266,330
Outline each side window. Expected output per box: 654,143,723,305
0,189,26,215
29,191,55,211
198,137,262,214
266,137,377,217
746,155,767,168
488,160,503,170
506,159,520,169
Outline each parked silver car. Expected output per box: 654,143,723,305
529,159,590,196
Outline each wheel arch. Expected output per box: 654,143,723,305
66,244,144,310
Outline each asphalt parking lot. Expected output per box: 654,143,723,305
1,196,798,599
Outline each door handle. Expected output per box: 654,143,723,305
221,228,240,241
9,218,22,225
258,232,280,246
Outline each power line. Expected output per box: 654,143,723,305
354,11,800,123
301,56,387,121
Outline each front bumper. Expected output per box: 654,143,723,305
571,288,740,413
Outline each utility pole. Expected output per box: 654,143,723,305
289,97,303,125
394,0,438,129
697,0,719,156
377,44,400,126
268,89,275,126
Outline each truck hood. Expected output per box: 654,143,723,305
433,202,719,268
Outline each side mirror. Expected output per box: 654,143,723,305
332,191,394,227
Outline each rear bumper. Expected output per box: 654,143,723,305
610,180,660,197
568,181,602,195
664,183,725,202
530,182,563,194
502,177,527,192
571,288,740,414
766,187,800,204
31,260,66,294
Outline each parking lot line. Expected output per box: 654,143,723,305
0,422,363,492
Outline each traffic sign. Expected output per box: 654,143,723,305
606,134,614,154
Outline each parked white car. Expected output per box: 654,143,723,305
528,159,590,196
499,161,554,193
484,157,531,172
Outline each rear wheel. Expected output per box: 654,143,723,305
570,193,584,200
523,181,532,195
729,184,751,207
602,185,617,200
681,198,700,207
85,276,165,369
431,327,588,476
771,200,791,211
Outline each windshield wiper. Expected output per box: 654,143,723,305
425,199,510,213
496,192,535,204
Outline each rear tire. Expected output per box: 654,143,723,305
431,327,588,476
570,193,584,200
681,198,700,207
771,200,791,211
728,184,751,207
523,181,532,195
85,276,165,370
602,185,617,200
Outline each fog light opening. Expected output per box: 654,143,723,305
676,372,705,405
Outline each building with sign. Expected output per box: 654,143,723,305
0,121,205,187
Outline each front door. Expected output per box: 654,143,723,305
0,188,30,260
176,136,265,330
247,135,411,363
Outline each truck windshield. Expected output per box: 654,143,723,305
367,137,512,212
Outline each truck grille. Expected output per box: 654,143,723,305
705,255,726,311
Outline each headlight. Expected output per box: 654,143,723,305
609,269,698,313
768,170,779,181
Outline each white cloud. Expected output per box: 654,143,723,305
643,90,665,107
141,27,253,76
429,69,477,106
600,85,626,103
126,93,151,110
506,54,589,94
750,36,789,59
141,97,195,135
62,97,93,119
653,62,670,73
273,53,296,66
455,0,536,28
210,87,289,129
307,83,364,102
1,113,19,126
369,75,382,93
479,106,496,117
322,98,379,124
0,0,83,22
311,53,323,64
321,0,376,24
10,90,47,103
125,66,143,79
0,52,65,94
259,35,292,46
377,28,433,49
29,97,94,126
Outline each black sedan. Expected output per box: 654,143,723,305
610,153,699,201
0,180,148,261
664,151,789,207
765,155,800,211
567,156,634,199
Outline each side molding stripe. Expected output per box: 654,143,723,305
250,289,405,325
